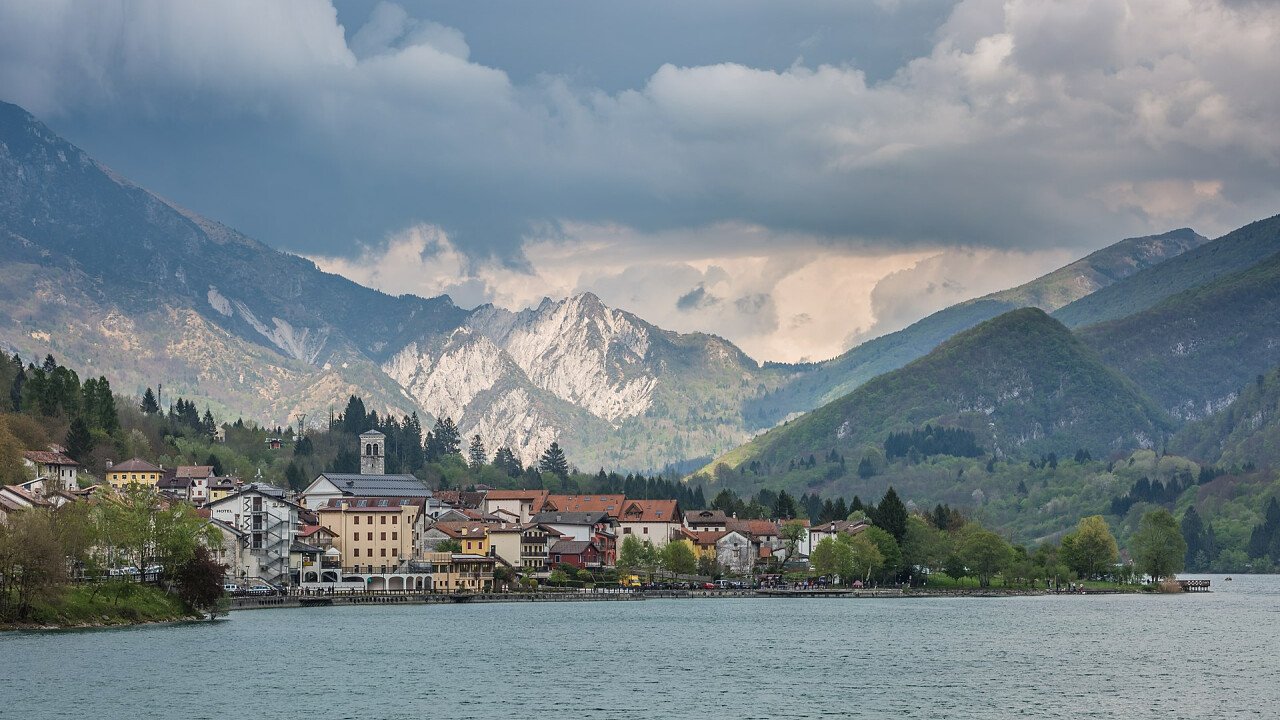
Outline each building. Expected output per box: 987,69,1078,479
549,539,602,569
21,448,79,493
207,477,238,504
105,458,164,491
424,551,494,592
520,524,556,578
482,489,548,523
317,496,427,574
808,520,869,554
206,484,301,587
300,432,433,510
684,509,730,532
682,529,728,562
532,510,617,566
715,530,756,575
421,521,491,557
486,522,527,567
617,499,682,547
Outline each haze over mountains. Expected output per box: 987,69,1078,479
2,99,1277,476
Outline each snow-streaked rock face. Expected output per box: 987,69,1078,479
469,293,657,424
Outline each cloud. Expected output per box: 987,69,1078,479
2,0,1279,359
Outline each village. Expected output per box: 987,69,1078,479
2,430,873,599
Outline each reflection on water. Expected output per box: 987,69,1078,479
4,574,1278,719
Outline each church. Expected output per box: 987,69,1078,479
298,429,435,510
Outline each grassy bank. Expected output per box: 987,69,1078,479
3,583,202,630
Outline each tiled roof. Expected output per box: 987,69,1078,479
316,473,432,497
619,499,679,523
533,510,610,526
22,450,78,466
108,458,162,473
175,465,214,479
810,520,870,536
684,529,730,546
431,521,489,539
543,494,624,516
549,539,596,555
319,496,426,512
484,489,548,501
684,509,729,525
729,519,781,539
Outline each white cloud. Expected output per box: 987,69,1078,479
3,0,1279,357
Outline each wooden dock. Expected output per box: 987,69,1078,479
1177,579,1211,592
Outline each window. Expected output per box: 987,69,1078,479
554,554,561,563
624,527,632,534
643,527,649,534
354,516,359,525
380,548,387,557
391,548,398,557
367,532,373,541
392,516,398,525
380,532,386,541
367,515,373,524
380,516,386,525
354,548,360,557
392,532,398,541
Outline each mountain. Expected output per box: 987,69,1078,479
1079,248,1280,421
0,100,787,470
1173,363,1280,468
746,228,1208,426
710,308,1171,482
1054,214,1280,328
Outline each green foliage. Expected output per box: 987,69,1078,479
1132,509,1187,581
1060,515,1119,579
660,539,698,576
174,546,228,618
810,537,854,582
959,529,1012,587
873,487,909,545
538,442,570,479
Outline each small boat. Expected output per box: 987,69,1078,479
1225,577,1233,581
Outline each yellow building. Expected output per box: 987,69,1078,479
105,458,163,491
317,496,426,574
428,521,491,556
425,552,495,592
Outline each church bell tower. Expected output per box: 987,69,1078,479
360,429,385,475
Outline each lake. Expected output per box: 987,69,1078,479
3,575,1277,719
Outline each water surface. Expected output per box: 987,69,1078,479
4,574,1276,719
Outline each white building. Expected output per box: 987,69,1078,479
22,448,79,493
299,430,432,510
206,484,301,587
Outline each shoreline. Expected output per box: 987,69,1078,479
226,585,1155,612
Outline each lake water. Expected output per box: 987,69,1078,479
3,575,1277,719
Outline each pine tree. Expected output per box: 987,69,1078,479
205,453,225,477
140,387,160,414
202,409,217,438
857,456,875,479
65,416,94,463
539,442,570,479
426,417,461,459
493,447,522,477
773,490,797,519
875,487,909,545
468,434,487,469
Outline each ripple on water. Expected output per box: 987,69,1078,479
2,575,1278,719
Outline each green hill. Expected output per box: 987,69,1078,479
1079,250,1280,421
1055,214,1280,328
746,228,1206,426
1173,364,1280,468
712,308,1171,482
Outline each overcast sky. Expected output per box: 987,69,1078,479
2,0,1278,362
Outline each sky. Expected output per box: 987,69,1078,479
1,0,1277,363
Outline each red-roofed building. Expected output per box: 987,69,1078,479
482,489,548,522
21,448,79,493
617,499,682,547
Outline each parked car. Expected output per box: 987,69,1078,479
702,582,716,590
223,583,240,595
244,585,274,596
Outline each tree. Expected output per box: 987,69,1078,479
284,462,308,491
773,490,797,519
860,526,902,582
468,435,487,469
1181,506,1207,571
65,416,95,463
780,521,806,562
493,447,522,477
426,417,461,459
874,487,909,545
435,539,463,553
539,442,570,479
857,456,875,479
959,530,1012,587
205,453,225,477
174,546,227,619
1132,508,1186,582
901,516,949,576
1062,515,1119,579
661,539,698,577
811,537,854,583
0,509,67,621
844,533,884,583
140,387,160,414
